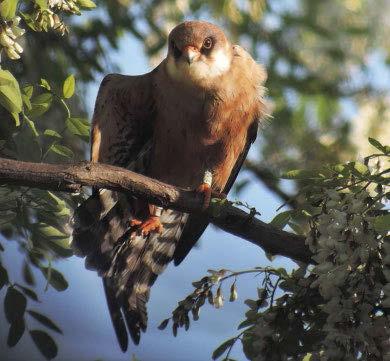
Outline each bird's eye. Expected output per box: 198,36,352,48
171,41,182,59
202,37,213,50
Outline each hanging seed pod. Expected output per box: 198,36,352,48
229,281,238,302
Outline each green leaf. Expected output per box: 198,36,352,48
66,117,90,140
63,74,75,98
368,137,388,153
23,85,33,98
7,319,25,347
237,318,254,330
78,0,96,9
16,284,39,301
0,70,23,116
50,144,74,158
29,93,53,117
303,353,312,361
44,129,62,139
4,287,27,323
270,210,293,229
0,264,9,290
24,117,39,137
28,310,62,334
374,214,390,232
40,267,68,291
0,0,18,20
281,169,319,179
350,161,369,175
212,338,235,360
30,330,58,360
34,0,48,9
40,79,51,91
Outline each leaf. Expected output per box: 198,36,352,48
66,117,90,140
303,354,312,361
0,0,18,20
7,319,25,347
158,318,170,330
78,0,96,8
368,137,388,154
30,330,58,360
16,284,39,301
40,79,51,91
29,93,53,117
281,169,319,179
44,129,62,139
0,70,23,116
212,338,235,360
40,267,68,291
351,161,369,175
0,264,9,290
270,210,293,229
23,85,33,98
49,144,74,158
24,117,39,137
374,214,390,233
4,287,27,323
28,310,62,334
63,74,75,99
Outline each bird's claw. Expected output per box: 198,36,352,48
197,183,212,210
130,216,163,237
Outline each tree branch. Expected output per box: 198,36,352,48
0,157,312,264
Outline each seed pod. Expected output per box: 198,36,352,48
213,286,224,309
229,282,238,302
0,32,15,47
14,42,23,54
5,47,20,59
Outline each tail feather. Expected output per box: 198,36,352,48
103,279,128,351
72,191,188,350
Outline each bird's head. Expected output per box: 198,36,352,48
166,21,232,86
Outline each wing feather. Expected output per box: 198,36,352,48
173,121,258,266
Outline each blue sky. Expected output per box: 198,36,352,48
1,31,296,361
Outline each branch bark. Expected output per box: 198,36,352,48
0,157,312,264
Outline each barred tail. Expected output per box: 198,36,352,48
72,191,187,349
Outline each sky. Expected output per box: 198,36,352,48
0,30,296,361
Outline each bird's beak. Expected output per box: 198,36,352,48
182,46,199,65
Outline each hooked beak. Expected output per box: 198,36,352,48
183,46,199,65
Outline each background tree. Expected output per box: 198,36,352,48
0,0,389,360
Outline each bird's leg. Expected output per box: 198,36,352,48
197,170,213,210
130,204,164,236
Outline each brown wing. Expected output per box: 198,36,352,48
73,70,156,351
173,120,258,266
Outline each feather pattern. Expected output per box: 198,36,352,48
72,21,268,352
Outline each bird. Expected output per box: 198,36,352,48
72,20,268,352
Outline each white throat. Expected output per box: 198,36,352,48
166,48,231,84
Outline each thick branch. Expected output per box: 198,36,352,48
0,157,312,264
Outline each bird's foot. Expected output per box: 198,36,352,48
197,183,212,210
130,216,163,237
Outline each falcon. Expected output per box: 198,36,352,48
73,20,267,351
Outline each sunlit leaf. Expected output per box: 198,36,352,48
78,0,96,9
43,129,62,139
0,0,18,20
66,117,90,140
63,74,75,99
0,70,23,117
49,144,74,158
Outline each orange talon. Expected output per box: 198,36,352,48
130,216,163,237
197,183,212,210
